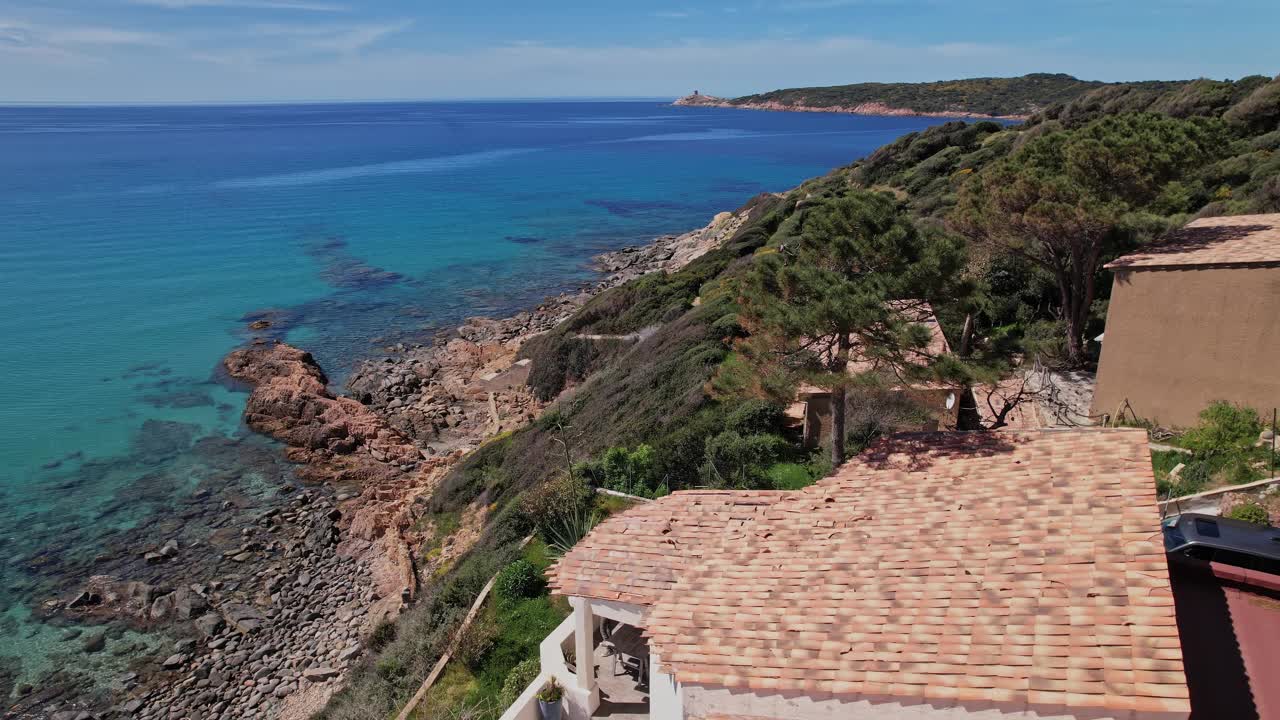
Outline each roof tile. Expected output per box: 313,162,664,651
551,429,1189,716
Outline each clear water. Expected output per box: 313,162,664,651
0,101,941,684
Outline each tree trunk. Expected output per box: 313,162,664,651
1065,321,1085,366
830,384,847,467
959,313,975,357
829,334,852,467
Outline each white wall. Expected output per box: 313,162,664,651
649,653,684,720
681,684,1187,720
495,673,545,720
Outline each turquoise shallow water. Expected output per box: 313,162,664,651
0,101,942,685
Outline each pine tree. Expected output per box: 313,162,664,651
741,190,968,466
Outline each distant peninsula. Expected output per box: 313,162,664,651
674,73,1188,120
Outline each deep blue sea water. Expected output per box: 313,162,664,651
0,101,941,689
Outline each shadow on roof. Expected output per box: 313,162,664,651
1109,223,1270,270
856,430,1019,473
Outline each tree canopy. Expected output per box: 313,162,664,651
950,113,1230,364
742,190,969,464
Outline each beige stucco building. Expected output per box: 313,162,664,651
1092,213,1280,428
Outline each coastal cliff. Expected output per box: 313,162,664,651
674,92,1029,120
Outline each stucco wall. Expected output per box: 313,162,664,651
1093,265,1280,428
680,684,1186,720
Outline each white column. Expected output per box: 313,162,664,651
573,597,595,691
565,597,600,719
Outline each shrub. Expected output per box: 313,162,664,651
1227,502,1271,526
374,657,406,682
520,474,592,532
495,560,545,602
1181,401,1262,456
456,614,499,670
498,658,541,708
699,431,789,489
523,335,602,401
545,505,601,558
766,462,816,490
594,444,657,495
725,399,785,436
365,620,396,652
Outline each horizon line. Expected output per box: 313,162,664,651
0,96,682,109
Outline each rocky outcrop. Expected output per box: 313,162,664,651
224,344,422,469
345,208,752,462
673,93,1028,120
593,209,748,283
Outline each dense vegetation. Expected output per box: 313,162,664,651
1150,401,1276,499
319,73,1280,720
728,73,1184,117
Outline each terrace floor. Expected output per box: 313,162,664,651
592,635,649,719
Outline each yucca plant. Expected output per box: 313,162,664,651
545,505,601,559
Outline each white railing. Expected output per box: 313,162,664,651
496,674,543,720
498,614,579,720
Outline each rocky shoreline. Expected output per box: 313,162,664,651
9,209,750,720
672,93,1028,121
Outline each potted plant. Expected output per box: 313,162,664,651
537,677,564,720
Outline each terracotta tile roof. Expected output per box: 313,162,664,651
793,301,957,396
551,429,1187,716
547,490,785,605
1106,213,1280,269
847,300,952,377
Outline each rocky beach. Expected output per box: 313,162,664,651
4,208,751,720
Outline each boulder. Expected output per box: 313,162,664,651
172,587,208,619
149,593,175,621
303,666,339,682
194,612,224,638
220,603,267,634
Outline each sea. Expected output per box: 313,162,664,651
0,100,943,693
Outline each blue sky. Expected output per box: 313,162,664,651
1,0,1276,102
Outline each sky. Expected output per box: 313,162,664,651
1,0,1276,103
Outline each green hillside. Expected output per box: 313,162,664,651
319,73,1280,720
727,73,1187,117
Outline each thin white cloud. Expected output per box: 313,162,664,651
653,10,691,18
244,19,412,54
2,31,1265,103
0,17,175,63
128,0,348,11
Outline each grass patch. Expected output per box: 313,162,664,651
420,511,462,563
766,462,820,490
522,538,553,573
407,542,571,720
411,663,478,720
